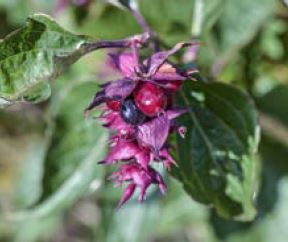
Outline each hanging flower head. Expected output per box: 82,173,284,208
86,34,197,207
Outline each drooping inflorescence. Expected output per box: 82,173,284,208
86,34,197,208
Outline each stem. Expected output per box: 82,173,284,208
131,38,143,73
129,6,160,51
191,0,204,38
131,8,151,33
182,0,203,65
84,39,131,53
84,31,151,54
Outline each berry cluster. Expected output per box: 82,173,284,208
86,38,195,207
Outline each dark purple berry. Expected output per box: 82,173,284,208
120,99,146,125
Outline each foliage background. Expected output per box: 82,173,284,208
0,0,288,241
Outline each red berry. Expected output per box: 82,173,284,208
134,83,167,117
107,99,121,111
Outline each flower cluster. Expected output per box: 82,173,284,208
86,35,195,207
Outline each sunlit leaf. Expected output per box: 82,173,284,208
0,13,93,105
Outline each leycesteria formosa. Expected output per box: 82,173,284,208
85,33,197,208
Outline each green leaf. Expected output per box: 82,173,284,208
211,178,288,242
13,214,62,242
0,0,54,25
217,0,276,59
173,80,260,221
157,179,209,234
260,20,287,61
257,85,288,181
140,0,222,44
44,78,107,194
0,106,48,209
88,0,223,44
5,79,108,223
258,85,288,129
0,13,93,105
209,85,288,239
101,202,160,242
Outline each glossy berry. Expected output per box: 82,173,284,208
120,99,146,125
107,99,121,111
134,83,167,117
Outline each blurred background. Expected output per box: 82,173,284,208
0,0,288,241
